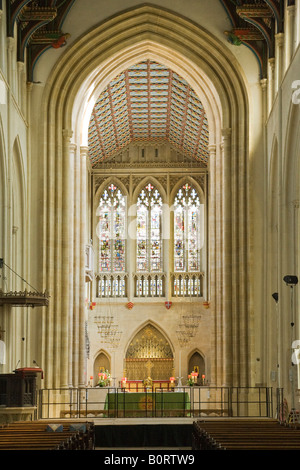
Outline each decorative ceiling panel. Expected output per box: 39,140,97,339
88,60,209,166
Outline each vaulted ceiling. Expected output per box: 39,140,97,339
88,61,210,167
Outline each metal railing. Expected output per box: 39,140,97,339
38,386,274,420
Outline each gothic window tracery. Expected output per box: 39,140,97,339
136,182,163,273
96,178,204,299
96,183,127,297
135,182,164,297
173,183,203,297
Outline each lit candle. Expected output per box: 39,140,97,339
191,372,198,382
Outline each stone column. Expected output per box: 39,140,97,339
295,0,300,49
221,129,233,387
72,145,80,386
7,37,14,92
17,62,25,115
68,143,76,387
260,78,268,387
79,146,89,387
275,33,284,94
286,5,296,68
60,129,73,388
268,58,275,113
208,143,218,385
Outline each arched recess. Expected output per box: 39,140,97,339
93,350,111,386
124,322,174,381
188,349,206,384
38,4,250,388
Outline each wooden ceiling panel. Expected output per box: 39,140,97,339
88,60,209,167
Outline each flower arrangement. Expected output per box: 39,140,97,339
187,371,198,386
96,369,111,387
187,375,194,386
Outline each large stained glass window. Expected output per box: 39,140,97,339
136,183,163,272
174,183,202,272
97,184,126,273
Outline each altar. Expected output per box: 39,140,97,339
104,391,190,418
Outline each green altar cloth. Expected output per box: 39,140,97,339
104,391,191,418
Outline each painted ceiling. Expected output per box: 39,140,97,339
88,60,209,167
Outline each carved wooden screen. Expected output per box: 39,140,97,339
125,324,173,380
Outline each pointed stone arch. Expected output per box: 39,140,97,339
93,349,111,386
95,176,129,202
38,4,250,388
124,322,174,380
132,176,167,205
170,176,205,205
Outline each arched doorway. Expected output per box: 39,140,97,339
125,324,173,381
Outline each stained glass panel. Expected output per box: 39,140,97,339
174,183,201,273
98,184,126,273
136,183,162,272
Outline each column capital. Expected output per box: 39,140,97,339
26,81,33,93
287,4,295,16
80,145,89,156
7,37,14,51
275,32,284,47
268,57,275,69
260,78,268,90
221,128,231,137
62,128,73,142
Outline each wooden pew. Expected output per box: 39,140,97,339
0,420,95,450
192,419,300,450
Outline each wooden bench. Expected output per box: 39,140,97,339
0,420,95,450
192,418,300,450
